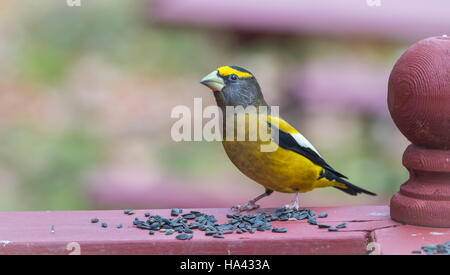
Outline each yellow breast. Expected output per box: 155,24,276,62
221,113,339,193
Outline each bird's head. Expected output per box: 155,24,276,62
200,65,266,108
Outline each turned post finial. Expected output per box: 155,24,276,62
388,36,450,227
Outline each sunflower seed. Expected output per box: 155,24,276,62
318,213,328,218
171,208,180,216
272,227,287,233
124,209,134,215
336,223,347,229
317,224,331,229
176,233,189,240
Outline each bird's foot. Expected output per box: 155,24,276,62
283,191,300,210
283,197,300,210
231,201,260,212
283,201,300,211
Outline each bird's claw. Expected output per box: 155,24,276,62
283,191,300,210
231,201,260,212
283,202,300,211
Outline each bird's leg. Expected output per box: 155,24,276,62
284,190,300,210
232,189,273,212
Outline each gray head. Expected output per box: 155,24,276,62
200,65,267,108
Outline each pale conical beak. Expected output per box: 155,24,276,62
200,70,224,92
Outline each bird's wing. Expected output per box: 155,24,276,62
267,116,348,179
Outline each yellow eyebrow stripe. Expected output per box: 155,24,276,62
217,66,253,78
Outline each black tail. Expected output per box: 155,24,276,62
319,169,376,196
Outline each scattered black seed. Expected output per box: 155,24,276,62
412,250,422,254
117,224,123,229
318,213,328,218
416,242,450,255
91,218,99,223
102,222,108,228
171,208,182,216
182,213,196,220
336,223,347,229
438,245,448,253
124,209,135,215
120,206,344,241
176,233,189,240
272,227,287,233
317,224,331,229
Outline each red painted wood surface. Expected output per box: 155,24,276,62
1,206,448,254
150,0,450,41
388,36,450,227
0,206,396,255
372,225,450,255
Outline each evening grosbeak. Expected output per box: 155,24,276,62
200,66,376,211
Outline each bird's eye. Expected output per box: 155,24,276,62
230,74,238,81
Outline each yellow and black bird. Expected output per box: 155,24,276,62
200,65,376,211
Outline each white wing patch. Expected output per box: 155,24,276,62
290,133,322,157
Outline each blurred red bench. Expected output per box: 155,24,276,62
150,0,450,41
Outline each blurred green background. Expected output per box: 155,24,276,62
0,0,413,211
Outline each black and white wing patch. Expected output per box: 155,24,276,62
268,122,348,179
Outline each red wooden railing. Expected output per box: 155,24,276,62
0,206,448,255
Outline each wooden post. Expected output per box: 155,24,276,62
388,36,450,227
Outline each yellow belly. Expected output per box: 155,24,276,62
220,113,344,193
222,139,342,193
